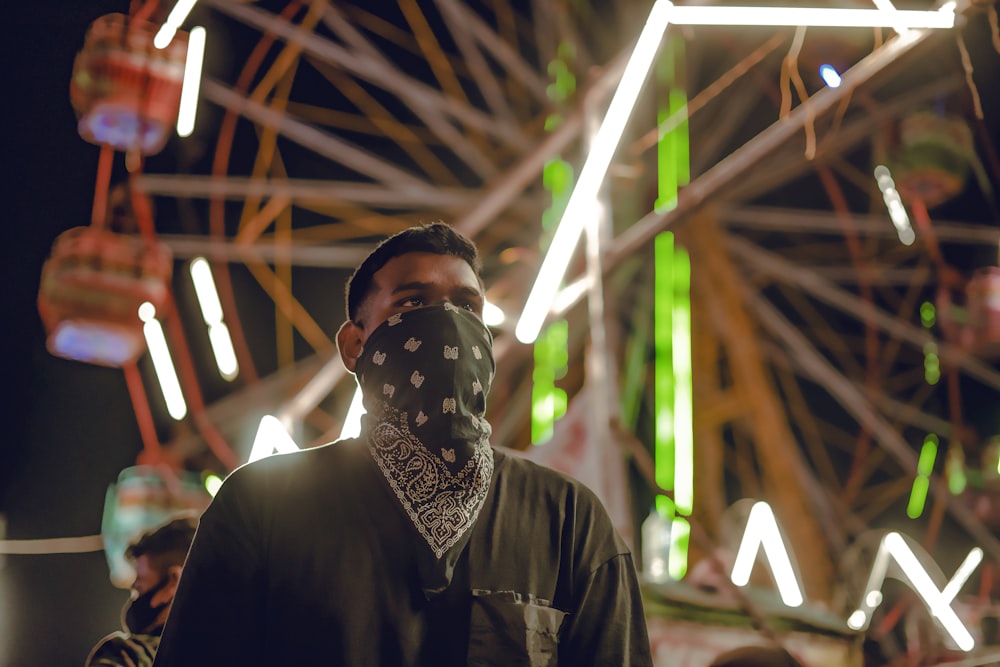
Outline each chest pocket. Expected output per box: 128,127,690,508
467,589,568,667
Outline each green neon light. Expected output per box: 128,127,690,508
654,233,675,503
672,247,693,516
545,42,577,130
542,159,574,233
532,321,568,445
668,516,690,580
532,150,573,445
923,341,940,385
907,477,929,519
654,35,690,214
917,434,938,476
948,446,967,495
907,434,938,519
920,301,936,329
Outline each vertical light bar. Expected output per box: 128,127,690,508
924,341,941,385
138,302,188,420
516,0,675,344
655,34,690,213
532,156,573,445
667,517,690,580
189,257,238,381
947,445,967,495
672,246,693,515
654,232,675,517
907,434,938,519
531,321,568,444
177,26,206,138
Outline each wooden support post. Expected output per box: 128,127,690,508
688,211,834,603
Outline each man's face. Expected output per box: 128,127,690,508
126,554,180,632
132,554,163,598
339,252,484,372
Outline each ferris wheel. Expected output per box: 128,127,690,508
39,0,1000,659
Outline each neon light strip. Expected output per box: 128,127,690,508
907,434,938,519
667,5,955,28
177,26,206,138
154,0,199,49
138,302,188,420
515,0,675,344
654,232,675,516
672,247,693,515
668,517,690,580
848,532,976,651
190,257,238,380
731,501,805,607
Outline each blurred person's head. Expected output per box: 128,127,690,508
709,645,804,667
123,515,198,634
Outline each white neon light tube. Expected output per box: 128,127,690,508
177,26,206,138
515,0,675,344
730,501,805,607
138,302,188,421
154,0,199,49
848,532,976,651
667,5,955,28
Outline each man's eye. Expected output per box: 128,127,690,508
462,303,475,312
399,297,424,307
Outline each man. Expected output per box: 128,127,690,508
154,222,652,666
86,515,198,666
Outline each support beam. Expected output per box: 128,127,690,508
689,213,835,602
726,234,1000,393
134,175,478,209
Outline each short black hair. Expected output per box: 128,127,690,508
344,222,481,322
126,515,198,572
709,646,803,667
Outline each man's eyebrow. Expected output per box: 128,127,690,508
391,281,432,295
390,282,484,298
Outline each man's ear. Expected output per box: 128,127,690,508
336,320,364,373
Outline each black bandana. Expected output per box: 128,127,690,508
356,304,495,560
124,575,170,634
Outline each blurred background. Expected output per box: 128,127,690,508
5,1,1000,665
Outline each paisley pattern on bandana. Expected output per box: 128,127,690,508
369,406,493,558
356,305,496,559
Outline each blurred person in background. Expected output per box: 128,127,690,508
85,515,197,667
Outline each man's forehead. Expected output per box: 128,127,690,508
372,252,480,289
